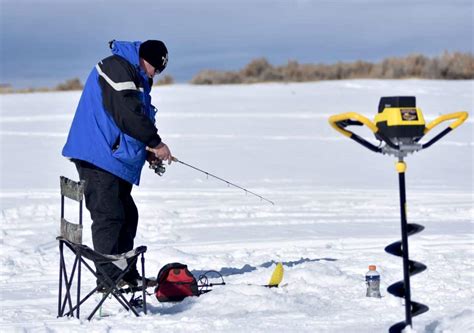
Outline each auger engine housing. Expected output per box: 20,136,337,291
374,96,425,144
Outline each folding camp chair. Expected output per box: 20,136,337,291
57,176,147,320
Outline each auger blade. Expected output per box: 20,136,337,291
409,260,427,276
407,223,425,236
385,241,402,256
389,321,407,333
387,281,405,297
411,301,429,317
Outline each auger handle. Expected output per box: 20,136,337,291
421,112,469,149
329,112,395,153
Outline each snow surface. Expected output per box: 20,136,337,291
0,80,473,332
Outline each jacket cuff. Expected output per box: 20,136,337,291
147,135,162,148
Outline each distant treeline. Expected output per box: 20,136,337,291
1,52,472,93
190,52,474,85
0,75,174,94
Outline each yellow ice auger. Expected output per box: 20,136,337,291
329,96,468,333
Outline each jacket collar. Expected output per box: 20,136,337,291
110,40,148,80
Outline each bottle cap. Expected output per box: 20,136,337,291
369,265,376,271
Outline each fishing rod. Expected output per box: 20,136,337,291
149,156,274,205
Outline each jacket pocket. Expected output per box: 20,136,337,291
111,133,146,166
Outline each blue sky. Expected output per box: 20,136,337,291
1,0,472,88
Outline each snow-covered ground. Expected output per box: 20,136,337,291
0,80,472,332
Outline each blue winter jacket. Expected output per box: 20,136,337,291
62,41,162,185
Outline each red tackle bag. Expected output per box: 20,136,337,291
155,263,199,302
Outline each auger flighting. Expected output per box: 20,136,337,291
329,96,468,332
149,156,274,205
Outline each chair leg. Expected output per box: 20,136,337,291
97,260,141,314
64,288,97,317
76,253,81,319
88,291,112,320
63,258,106,317
60,252,79,316
86,259,141,320
63,258,102,317
58,242,64,317
141,253,147,315
87,281,138,320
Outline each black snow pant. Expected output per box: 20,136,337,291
74,160,140,283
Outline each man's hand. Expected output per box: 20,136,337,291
146,151,159,164
146,142,173,164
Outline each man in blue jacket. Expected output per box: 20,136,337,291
62,40,172,288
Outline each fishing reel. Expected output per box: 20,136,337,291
149,159,166,176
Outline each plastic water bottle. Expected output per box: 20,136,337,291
366,265,381,298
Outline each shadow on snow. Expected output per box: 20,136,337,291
191,257,337,278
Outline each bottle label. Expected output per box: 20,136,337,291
366,274,381,298
366,275,380,282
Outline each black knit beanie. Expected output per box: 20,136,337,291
139,40,168,73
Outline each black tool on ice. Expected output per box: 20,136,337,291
197,270,226,294
196,262,284,294
150,156,274,205
329,96,468,332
